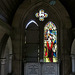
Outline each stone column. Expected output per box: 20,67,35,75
0,58,6,75
70,55,75,75
9,54,13,73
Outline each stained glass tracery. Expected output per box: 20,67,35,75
35,9,48,21
44,21,57,62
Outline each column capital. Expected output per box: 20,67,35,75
0,58,6,65
9,54,13,60
71,54,75,58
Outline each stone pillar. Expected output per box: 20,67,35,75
70,55,75,75
9,54,13,73
0,58,6,75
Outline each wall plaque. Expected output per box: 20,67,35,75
24,63,59,75
24,63,41,75
42,63,59,75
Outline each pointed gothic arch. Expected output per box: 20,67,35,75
12,0,72,75
0,34,13,75
25,20,38,29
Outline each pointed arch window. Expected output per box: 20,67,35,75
24,20,39,62
44,21,57,62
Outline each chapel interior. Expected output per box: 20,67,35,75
0,0,75,75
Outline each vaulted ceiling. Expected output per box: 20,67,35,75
0,0,23,24
60,0,75,28
0,0,75,28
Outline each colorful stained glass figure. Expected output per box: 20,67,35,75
35,9,48,21
44,21,57,62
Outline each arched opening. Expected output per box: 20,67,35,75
24,20,39,62
0,35,13,75
11,0,72,75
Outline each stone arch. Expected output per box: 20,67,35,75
12,0,72,28
12,0,72,75
0,34,13,75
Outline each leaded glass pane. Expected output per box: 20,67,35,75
44,21,57,62
35,9,48,21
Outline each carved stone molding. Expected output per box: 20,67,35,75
0,58,6,65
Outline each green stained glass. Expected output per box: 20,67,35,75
44,21,57,62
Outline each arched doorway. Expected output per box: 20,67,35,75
0,34,13,75
12,0,72,75
23,6,60,74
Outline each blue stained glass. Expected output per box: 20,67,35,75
54,40,56,44
53,52,56,57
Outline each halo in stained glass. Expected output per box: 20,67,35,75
44,21,57,62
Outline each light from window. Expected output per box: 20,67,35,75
44,21,57,62
35,9,48,21
25,20,38,29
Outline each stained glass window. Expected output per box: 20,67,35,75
35,9,48,21
44,21,57,62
